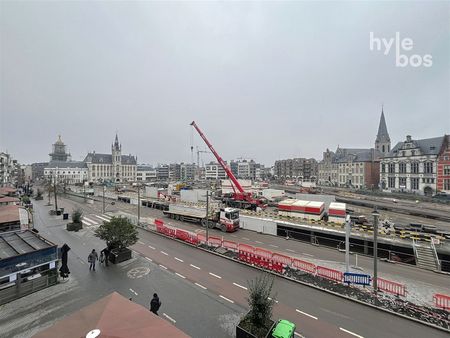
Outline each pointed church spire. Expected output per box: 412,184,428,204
375,106,391,155
376,106,390,143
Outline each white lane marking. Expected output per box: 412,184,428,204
190,264,201,270
286,249,295,253
82,220,92,226
231,234,237,237
94,215,110,221
302,253,314,257
339,328,364,338
233,282,247,290
255,240,264,244
145,257,153,262
242,237,250,240
269,244,279,248
174,257,184,262
129,288,138,296
294,332,305,337
138,241,145,245
159,264,167,270
195,282,207,290
160,251,169,256
83,217,98,224
219,295,234,303
148,245,155,249
209,272,222,279
268,297,279,304
78,257,86,264
163,313,176,323
175,272,186,279
296,309,318,320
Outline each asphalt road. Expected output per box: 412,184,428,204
0,198,245,338
56,194,449,338
70,193,450,293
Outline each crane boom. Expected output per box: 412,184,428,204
190,121,246,195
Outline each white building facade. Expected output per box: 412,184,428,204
136,165,157,182
44,163,88,184
379,135,444,196
83,134,137,183
205,162,227,180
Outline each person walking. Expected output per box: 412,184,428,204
88,249,98,271
100,247,110,266
150,293,161,315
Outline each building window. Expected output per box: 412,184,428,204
381,164,385,173
444,179,450,190
399,177,406,187
424,161,433,174
388,177,395,188
399,162,406,174
411,177,419,190
388,163,395,173
411,162,419,174
444,165,450,176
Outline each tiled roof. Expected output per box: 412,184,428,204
47,161,87,168
0,205,20,224
335,148,380,163
84,153,136,165
387,136,445,157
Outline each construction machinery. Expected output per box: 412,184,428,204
163,204,240,232
190,121,266,210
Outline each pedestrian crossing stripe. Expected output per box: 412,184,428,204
94,215,110,222
82,220,93,226
102,214,112,219
83,217,99,225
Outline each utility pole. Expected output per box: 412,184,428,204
102,184,105,214
137,184,141,225
205,190,209,242
53,173,58,212
345,215,351,273
372,207,380,293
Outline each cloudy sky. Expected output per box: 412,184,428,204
1,1,449,166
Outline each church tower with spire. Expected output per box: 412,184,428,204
375,107,391,156
112,133,122,182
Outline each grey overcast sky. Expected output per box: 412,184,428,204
1,1,449,166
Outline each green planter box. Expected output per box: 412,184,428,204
109,248,132,264
66,222,83,232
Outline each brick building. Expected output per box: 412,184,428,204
437,135,450,193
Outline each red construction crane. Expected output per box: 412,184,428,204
190,121,265,210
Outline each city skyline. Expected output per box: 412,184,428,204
1,1,449,166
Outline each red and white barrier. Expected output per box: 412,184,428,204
433,293,450,310
271,253,292,274
316,266,343,282
376,278,406,297
222,240,239,252
208,236,223,247
292,258,316,274
197,233,207,244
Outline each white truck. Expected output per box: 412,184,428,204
163,204,240,232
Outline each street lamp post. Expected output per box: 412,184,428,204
345,215,351,273
372,207,380,293
205,190,209,242
53,173,58,213
137,184,141,226
102,184,106,214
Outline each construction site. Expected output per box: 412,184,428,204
66,120,450,274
